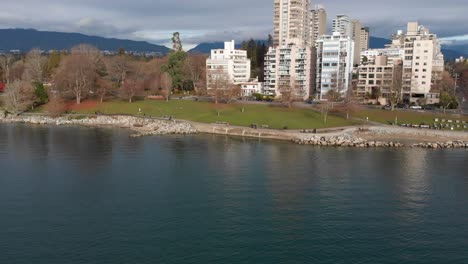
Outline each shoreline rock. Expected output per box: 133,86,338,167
293,136,405,148
0,113,197,136
1,112,467,149
411,141,468,149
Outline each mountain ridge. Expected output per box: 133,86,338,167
0,28,170,54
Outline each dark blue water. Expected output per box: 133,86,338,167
1,124,468,264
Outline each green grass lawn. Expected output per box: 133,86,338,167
355,108,468,129
74,99,359,129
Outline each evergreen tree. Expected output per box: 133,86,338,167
162,51,187,90
247,39,257,78
268,34,274,47
34,82,48,105
241,41,248,51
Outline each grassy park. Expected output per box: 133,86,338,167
355,108,468,127
69,99,360,130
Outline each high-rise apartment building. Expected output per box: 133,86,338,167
310,6,327,46
267,0,314,100
332,15,362,65
273,0,311,47
391,22,444,104
315,33,355,99
360,27,370,52
264,44,313,99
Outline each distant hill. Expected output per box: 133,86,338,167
441,48,467,61
369,37,392,49
189,42,229,54
0,28,170,54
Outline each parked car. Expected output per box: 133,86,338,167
423,105,437,110
410,105,423,110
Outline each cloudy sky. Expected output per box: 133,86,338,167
0,0,467,49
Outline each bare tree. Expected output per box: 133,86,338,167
72,44,103,66
278,77,296,108
184,54,206,94
0,54,15,83
23,49,46,83
53,51,98,105
105,55,135,86
3,80,35,112
224,83,241,103
140,58,165,95
9,60,25,82
95,78,114,103
207,68,229,104
45,94,67,115
160,72,173,102
388,63,403,111
334,91,361,120
321,89,343,124
120,79,143,103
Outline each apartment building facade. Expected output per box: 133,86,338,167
356,56,399,98
332,15,362,65
206,40,251,89
310,6,327,46
316,33,355,99
264,43,313,99
361,47,404,65
360,27,370,52
273,0,311,47
393,22,444,103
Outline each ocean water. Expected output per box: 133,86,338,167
0,124,467,264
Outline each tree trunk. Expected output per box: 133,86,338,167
129,97,132,103
76,94,81,105
100,96,104,103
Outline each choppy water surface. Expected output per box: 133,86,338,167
1,124,467,264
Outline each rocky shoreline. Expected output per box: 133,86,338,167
1,112,467,149
294,136,405,148
411,141,468,149
0,113,197,136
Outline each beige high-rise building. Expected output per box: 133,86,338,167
393,22,444,104
310,6,327,46
360,27,370,52
273,0,311,47
351,19,362,65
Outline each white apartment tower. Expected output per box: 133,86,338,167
310,6,327,46
332,15,352,36
332,15,362,65
206,40,251,89
273,0,311,47
316,33,355,99
392,22,444,103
